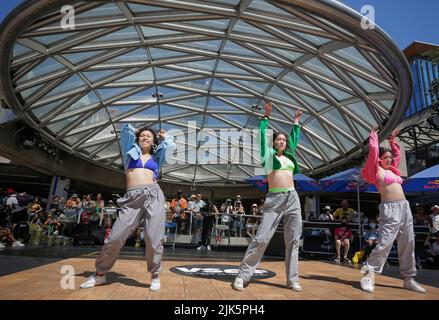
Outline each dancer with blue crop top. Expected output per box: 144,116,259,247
233,102,304,292
360,127,426,293
80,125,175,291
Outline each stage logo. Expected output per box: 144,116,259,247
170,264,276,280
60,265,75,289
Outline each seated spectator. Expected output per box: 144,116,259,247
362,220,379,262
318,206,334,221
413,204,432,226
246,204,261,238
28,197,43,221
0,227,24,247
103,217,113,244
44,214,61,236
430,205,439,236
334,217,353,263
425,236,439,266
334,200,355,222
66,194,78,209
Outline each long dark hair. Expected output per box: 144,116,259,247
135,127,159,155
273,132,292,154
379,146,391,157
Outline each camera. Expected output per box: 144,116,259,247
22,139,35,150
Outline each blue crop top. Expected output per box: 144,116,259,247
127,156,159,180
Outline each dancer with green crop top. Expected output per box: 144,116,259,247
233,102,304,292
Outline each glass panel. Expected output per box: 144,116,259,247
350,74,384,94
211,79,244,93
207,97,239,111
85,125,115,143
313,140,339,159
321,109,356,148
177,96,207,108
269,47,303,61
204,116,232,128
76,3,123,18
31,99,67,119
223,40,262,57
302,58,339,81
216,60,252,75
19,84,44,100
63,92,101,113
63,129,96,146
105,48,149,63
159,86,192,98
296,93,328,112
120,87,156,101
266,85,291,103
281,71,316,92
107,105,143,119
173,78,211,90
13,43,32,57
82,69,123,83
178,59,216,72
141,26,182,37
127,3,167,12
119,105,158,121
149,47,190,59
183,40,221,52
318,81,353,101
32,32,79,46
115,69,154,82
47,115,80,134
234,80,269,94
333,46,375,71
292,31,331,46
247,0,291,16
188,19,230,31
307,118,332,141
97,87,137,100
232,20,275,38
94,142,120,159
344,101,379,127
95,26,139,42
377,100,394,111
62,50,105,65
18,58,65,83
160,104,189,117
76,109,109,129
45,74,86,98
245,63,283,77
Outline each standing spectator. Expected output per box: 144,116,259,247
334,217,353,263
430,205,439,235
318,206,334,221
334,200,356,222
170,189,188,233
413,204,432,226
191,193,205,247
198,201,219,251
426,236,439,266
246,204,261,238
66,194,78,209
28,197,43,221
220,198,233,228
258,198,265,215
231,199,245,237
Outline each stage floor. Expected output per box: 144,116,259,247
0,247,438,300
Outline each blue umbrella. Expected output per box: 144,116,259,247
246,174,321,192
403,163,439,192
319,168,377,193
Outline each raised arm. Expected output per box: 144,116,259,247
288,109,302,154
361,128,379,183
387,129,401,168
120,124,137,154
155,129,176,169
258,102,273,165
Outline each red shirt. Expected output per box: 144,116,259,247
334,227,352,241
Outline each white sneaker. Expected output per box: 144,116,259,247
206,245,211,251
0,242,5,249
80,274,106,289
197,245,205,251
289,282,302,292
12,241,24,247
403,278,426,293
233,277,246,291
150,277,161,291
360,271,375,293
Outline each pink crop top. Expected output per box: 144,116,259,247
383,170,403,185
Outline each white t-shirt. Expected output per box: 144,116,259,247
6,196,18,210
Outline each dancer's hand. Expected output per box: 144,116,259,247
159,129,167,139
387,129,400,141
263,102,272,118
293,110,303,123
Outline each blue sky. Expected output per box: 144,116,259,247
0,0,438,49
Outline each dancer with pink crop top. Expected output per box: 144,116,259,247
360,127,426,293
